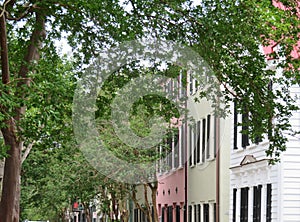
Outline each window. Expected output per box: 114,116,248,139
253,185,262,222
240,187,249,222
167,136,172,169
203,204,209,222
232,189,237,222
233,101,250,149
266,184,272,222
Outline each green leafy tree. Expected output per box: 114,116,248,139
1,0,300,221
126,0,300,161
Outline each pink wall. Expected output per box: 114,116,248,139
156,168,185,205
156,167,186,221
263,1,300,59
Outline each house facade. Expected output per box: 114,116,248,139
131,72,231,222
186,77,231,222
229,86,300,221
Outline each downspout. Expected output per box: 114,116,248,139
184,119,188,222
215,94,221,222
184,73,188,222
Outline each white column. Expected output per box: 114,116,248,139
248,186,254,222
236,188,241,222
200,203,204,222
261,184,267,222
209,203,214,222
179,125,183,168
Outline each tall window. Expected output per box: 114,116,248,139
162,207,165,222
240,187,249,222
266,184,272,222
253,185,262,222
233,101,250,149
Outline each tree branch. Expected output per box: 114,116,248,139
21,141,35,164
0,14,9,84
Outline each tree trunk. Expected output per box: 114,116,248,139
0,123,22,222
0,10,45,221
150,182,159,222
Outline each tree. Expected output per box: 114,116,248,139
1,0,300,220
0,1,141,220
126,0,300,161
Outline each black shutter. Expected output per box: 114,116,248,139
203,204,209,222
197,204,201,222
176,205,181,222
266,184,272,222
162,207,165,222
240,187,249,222
197,121,201,163
167,206,173,222
233,100,238,149
194,205,198,222
253,185,262,222
214,203,216,222
202,119,206,162
193,125,197,165
207,115,211,159
152,206,154,221
189,127,192,166
241,112,249,148
233,189,237,222
188,205,192,222
134,209,138,222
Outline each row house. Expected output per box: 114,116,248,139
186,76,231,222
229,1,300,220
132,71,232,222
229,84,300,222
